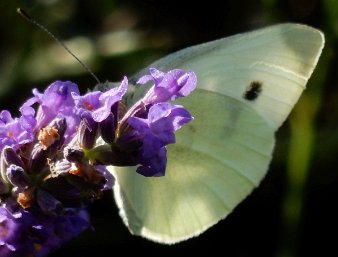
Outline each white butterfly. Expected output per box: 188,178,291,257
107,23,324,244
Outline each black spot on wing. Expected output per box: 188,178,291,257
243,81,263,101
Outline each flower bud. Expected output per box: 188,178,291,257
29,144,48,174
64,147,85,164
99,113,115,144
78,116,98,149
1,146,25,168
1,146,25,183
6,164,31,188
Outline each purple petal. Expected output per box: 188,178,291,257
0,111,13,124
31,81,80,130
138,68,197,104
72,91,102,116
149,103,193,132
0,117,35,151
92,77,128,122
137,74,154,84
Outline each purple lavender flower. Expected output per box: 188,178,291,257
127,102,193,176
72,77,128,123
117,68,196,132
137,68,197,104
21,81,81,141
72,91,102,118
0,110,35,151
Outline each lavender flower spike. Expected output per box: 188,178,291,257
0,66,197,256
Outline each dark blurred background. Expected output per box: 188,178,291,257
1,0,337,257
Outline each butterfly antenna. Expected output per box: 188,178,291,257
17,8,101,84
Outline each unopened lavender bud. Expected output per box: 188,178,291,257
99,113,115,144
78,116,98,149
51,117,67,137
2,146,25,168
29,144,48,174
1,146,24,183
37,190,63,215
50,118,67,150
6,164,31,188
64,147,85,164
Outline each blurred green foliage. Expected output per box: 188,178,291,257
0,0,337,257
